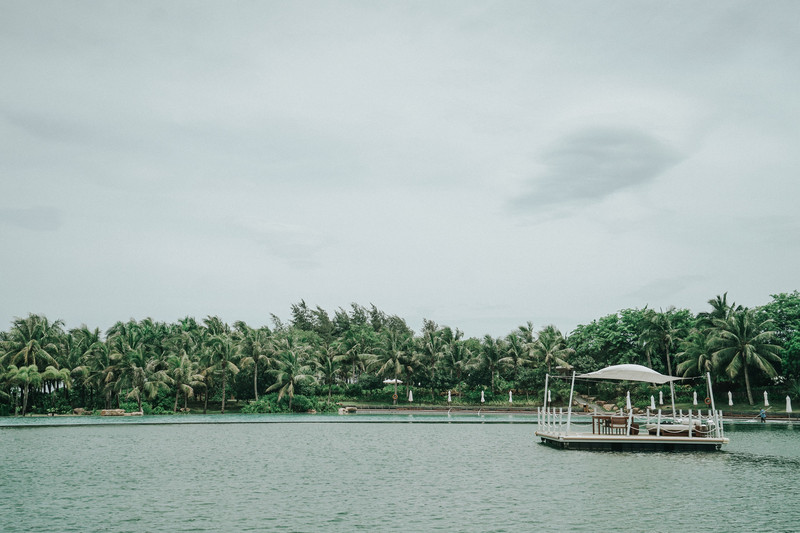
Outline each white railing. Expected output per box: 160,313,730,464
538,406,725,439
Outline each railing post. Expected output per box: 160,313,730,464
657,409,662,437
566,371,576,433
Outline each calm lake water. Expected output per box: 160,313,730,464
2,414,798,532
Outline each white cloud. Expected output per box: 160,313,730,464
1,1,799,337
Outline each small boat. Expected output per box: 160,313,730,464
535,364,729,451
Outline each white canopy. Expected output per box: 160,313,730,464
578,364,682,384
383,378,403,384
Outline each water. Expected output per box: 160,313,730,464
1,415,798,532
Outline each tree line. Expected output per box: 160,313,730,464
2,292,799,416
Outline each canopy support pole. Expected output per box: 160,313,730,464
543,373,549,413
566,371,576,433
706,371,719,437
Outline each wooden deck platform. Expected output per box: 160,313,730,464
535,430,729,451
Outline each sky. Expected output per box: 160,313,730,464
2,1,799,339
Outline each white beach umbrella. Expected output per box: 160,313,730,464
764,391,769,407
408,389,413,402
693,391,698,406
447,390,451,403
480,390,485,403
650,395,656,410
728,391,733,406
626,391,631,411
509,390,513,403
786,396,792,414
659,391,663,405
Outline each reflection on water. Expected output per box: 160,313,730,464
1,416,798,532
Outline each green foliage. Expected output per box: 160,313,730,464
2,295,800,416
357,373,383,391
241,393,338,414
119,401,153,414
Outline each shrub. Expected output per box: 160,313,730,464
290,394,313,412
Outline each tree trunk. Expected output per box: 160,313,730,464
174,389,180,413
393,382,398,405
744,362,754,405
666,349,676,414
253,360,259,402
203,390,208,414
22,383,30,416
221,369,227,414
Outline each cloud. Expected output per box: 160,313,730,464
237,220,328,269
625,274,708,304
512,127,682,211
0,206,62,231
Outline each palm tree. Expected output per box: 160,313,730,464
167,353,204,412
336,325,378,384
441,328,474,385
73,339,116,409
4,364,42,415
234,322,272,401
377,329,412,405
41,365,72,408
314,343,341,400
107,321,172,412
480,335,506,394
1,314,64,415
116,347,170,412
697,293,739,331
676,331,714,378
711,308,782,405
415,324,446,401
532,325,573,374
267,344,313,411
640,308,686,412
500,333,529,384
205,334,240,414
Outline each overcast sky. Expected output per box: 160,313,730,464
2,1,799,339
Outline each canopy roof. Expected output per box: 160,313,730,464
577,364,682,384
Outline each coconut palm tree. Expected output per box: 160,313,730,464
107,321,172,412
167,353,204,412
711,308,782,405
500,332,530,384
640,308,688,412
480,335,506,394
73,339,116,409
234,322,272,401
314,343,341,400
441,328,474,385
205,334,240,414
697,293,739,331
415,323,446,401
267,342,313,411
532,325,573,374
4,364,42,416
377,329,412,405
116,346,171,412
676,331,714,378
1,314,64,415
40,365,71,408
